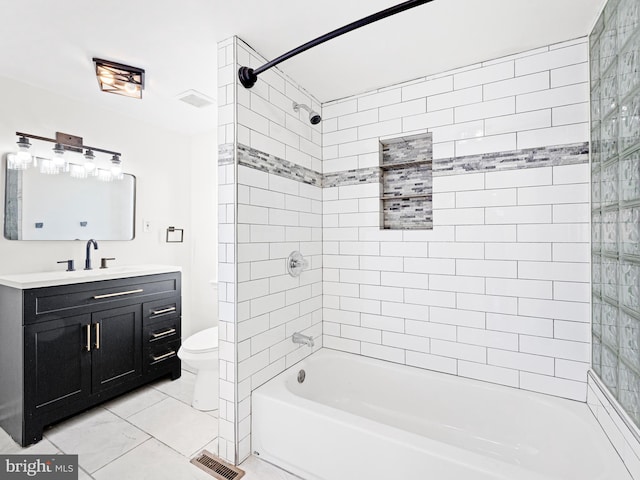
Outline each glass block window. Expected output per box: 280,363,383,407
590,0,640,428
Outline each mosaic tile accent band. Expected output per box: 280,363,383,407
218,143,234,166
237,144,322,186
433,142,589,176
229,142,589,188
233,142,589,187
323,167,380,188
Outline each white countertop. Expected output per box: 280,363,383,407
0,264,182,289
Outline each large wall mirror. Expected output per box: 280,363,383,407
4,166,136,240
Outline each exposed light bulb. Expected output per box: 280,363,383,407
124,82,137,94
84,149,96,173
100,74,115,86
14,136,33,167
110,154,123,179
52,143,66,171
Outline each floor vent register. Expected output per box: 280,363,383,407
191,450,245,480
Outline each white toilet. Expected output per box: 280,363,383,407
178,326,219,411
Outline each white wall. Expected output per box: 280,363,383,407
0,75,217,339
321,37,592,401
187,131,219,339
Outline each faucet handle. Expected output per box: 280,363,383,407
100,257,116,269
287,251,309,277
57,260,75,272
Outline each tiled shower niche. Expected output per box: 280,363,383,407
590,0,640,427
380,132,433,230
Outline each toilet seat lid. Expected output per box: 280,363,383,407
182,327,219,354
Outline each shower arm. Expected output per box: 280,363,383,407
238,0,434,89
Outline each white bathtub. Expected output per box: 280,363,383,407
252,349,630,480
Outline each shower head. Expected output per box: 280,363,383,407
293,102,322,125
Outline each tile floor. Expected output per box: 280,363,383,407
0,370,300,479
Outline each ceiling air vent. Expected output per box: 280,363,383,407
177,89,215,108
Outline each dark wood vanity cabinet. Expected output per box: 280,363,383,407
0,272,182,446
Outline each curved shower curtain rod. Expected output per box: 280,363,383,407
238,0,434,89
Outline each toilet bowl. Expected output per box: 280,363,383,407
178,326,219,411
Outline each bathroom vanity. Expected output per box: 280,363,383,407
0,265,182,446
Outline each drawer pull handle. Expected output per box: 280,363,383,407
85,324,91,352
151,350,176,362
93,288,144,300
151,306,176,315
151,328,176,339
95,323,100,350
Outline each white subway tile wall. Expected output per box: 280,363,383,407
322,38,590,401
224,38,323,464
216,36,236,464
220,36,594,463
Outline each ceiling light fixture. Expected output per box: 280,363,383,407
93,58,145,99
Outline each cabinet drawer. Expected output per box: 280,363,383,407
24,273,180,322
143,297,181,322
145,340,180,373
144,316,181,344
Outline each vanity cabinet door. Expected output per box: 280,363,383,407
91,304,142,394
24,314,92,416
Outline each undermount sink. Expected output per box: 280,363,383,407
0,264,181,289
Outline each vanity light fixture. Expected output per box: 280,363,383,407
93,58,145,99
7,132,125,181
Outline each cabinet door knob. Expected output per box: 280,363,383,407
94,323,100,350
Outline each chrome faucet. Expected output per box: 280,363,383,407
85,239,99,270
292,332,314,348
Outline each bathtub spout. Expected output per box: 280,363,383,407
292,332,314,348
